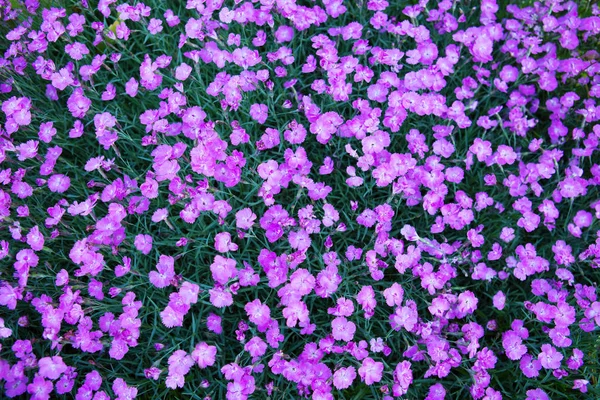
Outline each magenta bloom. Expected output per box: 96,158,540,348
47,174,70,193
394,361,413,396
27,376,53,400
235,208,257,230
192,342,217,369
37,356,67,380
502,331,527,361
425,383,447,400
134,234,153,255
112,378,137,400
209,286,233,308
245,336,267,358
245,299,272,332
175,63,192,81
249,103,268,124
26,227,45,251
538,344,563,370
492,291,506,310
333,366,356,390
358,357,383,385
457,290,479,316
210,255,237,285
331,316,356,342
520,354,542,378
525,388,550,400
206,313,223,334
149,255,176,288
214,232,238,253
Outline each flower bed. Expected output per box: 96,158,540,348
0,0,599,399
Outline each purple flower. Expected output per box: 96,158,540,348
502,331,527,361
47,174,70,193
358,357,383,385
134,234,153,255
331,316,356,342
192,342,217,369
425,383,446,400
149,255,176,288
249,103,268,124
38,356,67,380
525,388,550,400
492,291,506,310
538,344,563,370
27,376,53,400
112,378,137,400
333,366,356,390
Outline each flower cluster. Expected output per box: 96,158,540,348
0,0,599,399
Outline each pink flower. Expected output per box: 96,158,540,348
207,313,223,334
144,367,162,380
179,282,199,305
47,174,70,193
168,350,194,378
0,317,12,338
367,83,389,102
175,63,192,81
26,226,45,251
134,234,153,255
16,140,39,161
274,25,294,43
390,304,418,332
538,344,563,370
147,18,163,35
209,286,233,308
149,255,176,288
457,291,479,316
496,145,517,165
333,366,356,390
331,316,356,342
161,306,184,328
245,336,267,358
232,47,262,69
125,78,139,97
249,103,268,124
214,232,238,253
358,357,383,385
502,331,527,361
192,342,217,368
210,256,237,285
27,376,53,400
51,68,74,91
426,383,447,400
573,379,589,394
471,33,493,63
84,370,102,391
112,378,137,400
394,361,413,396
38,121,57,143
288,229,311,251
383,283,404,307
164,10,180,26
236,208,257,230
282,300,309,327
492,291,506,310
520,354,542,378
356,285,377,319
245,299,272,332
102,83,116,101
525,388,550,400
38,356,67,380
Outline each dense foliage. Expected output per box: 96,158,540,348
0,0,599,399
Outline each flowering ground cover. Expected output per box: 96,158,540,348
0,0,600,398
